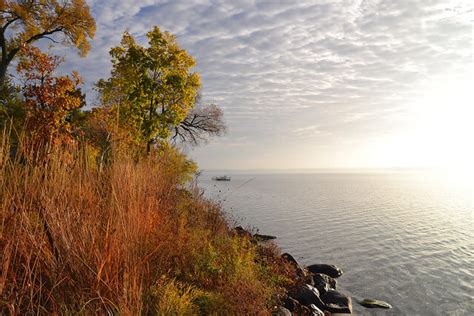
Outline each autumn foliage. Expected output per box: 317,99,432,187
16,46,83,147
0,0,95,88
0,136,293,314
0,5,286,313
97,27,201,153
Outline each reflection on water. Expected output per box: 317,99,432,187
199,171,474,315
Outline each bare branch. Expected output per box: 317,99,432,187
172,101,226,146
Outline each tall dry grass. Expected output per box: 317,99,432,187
0,133,292,314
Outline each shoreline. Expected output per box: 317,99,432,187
233,226,393,315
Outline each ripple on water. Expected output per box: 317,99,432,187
201,172,474,315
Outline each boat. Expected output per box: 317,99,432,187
212,175,231,181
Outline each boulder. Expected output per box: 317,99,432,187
307,264,343,278
253,233,277,241
281,253,306,277
321,290,352,314
292,284,326,311
308,304,325,316
283,296,300,312
312,273,337,294
233,226,252,239
281,253,299,266
304,274,315,287
358,298,392,309
300,305,313,315
285,296,325,315
273,306,292,316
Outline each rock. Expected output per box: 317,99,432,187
253,233,277,241
358,298,392,309
304,274,315,287
312,273,337,294
292,284,326,311
321,290,352,314
281,253,299,266
284,297,310,314
307,264,343,278
233,226,252,239
285,295,325,315
308,304,325,316
283,296,300,312
234,225,247,233
273,306,292,316
281,253,306,277
300,305,313,315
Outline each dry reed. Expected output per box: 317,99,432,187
0,134,292,314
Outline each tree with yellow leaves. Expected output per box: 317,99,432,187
0,0,95,89
97,27,201,154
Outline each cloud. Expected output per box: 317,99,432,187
54,0,473,168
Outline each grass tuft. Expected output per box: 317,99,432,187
0,134,294,314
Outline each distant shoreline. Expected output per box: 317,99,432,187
201,167,445,174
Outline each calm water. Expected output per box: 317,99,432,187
199,171,474,315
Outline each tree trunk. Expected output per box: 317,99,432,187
0,62,8,91
0,46,20,91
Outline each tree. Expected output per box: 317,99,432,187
0,0,95,89
97,27,201,153
172,97,225,146
0,78,24,135
16,46,83,146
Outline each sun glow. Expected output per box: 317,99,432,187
411,80,473,169
367,75,473,189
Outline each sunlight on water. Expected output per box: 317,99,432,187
200,170,474,315
432,168,474,213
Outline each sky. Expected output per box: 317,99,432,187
55,0,472,170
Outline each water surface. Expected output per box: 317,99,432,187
199,171,473,315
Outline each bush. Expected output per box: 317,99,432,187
0,134,292,314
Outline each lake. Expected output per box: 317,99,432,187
199,171,473,315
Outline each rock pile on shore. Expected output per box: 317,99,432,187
277,252,392,315
233,227,392,315
276,252,351,315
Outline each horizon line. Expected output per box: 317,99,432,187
199,166,445,172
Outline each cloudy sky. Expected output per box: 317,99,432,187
58,0,472,170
